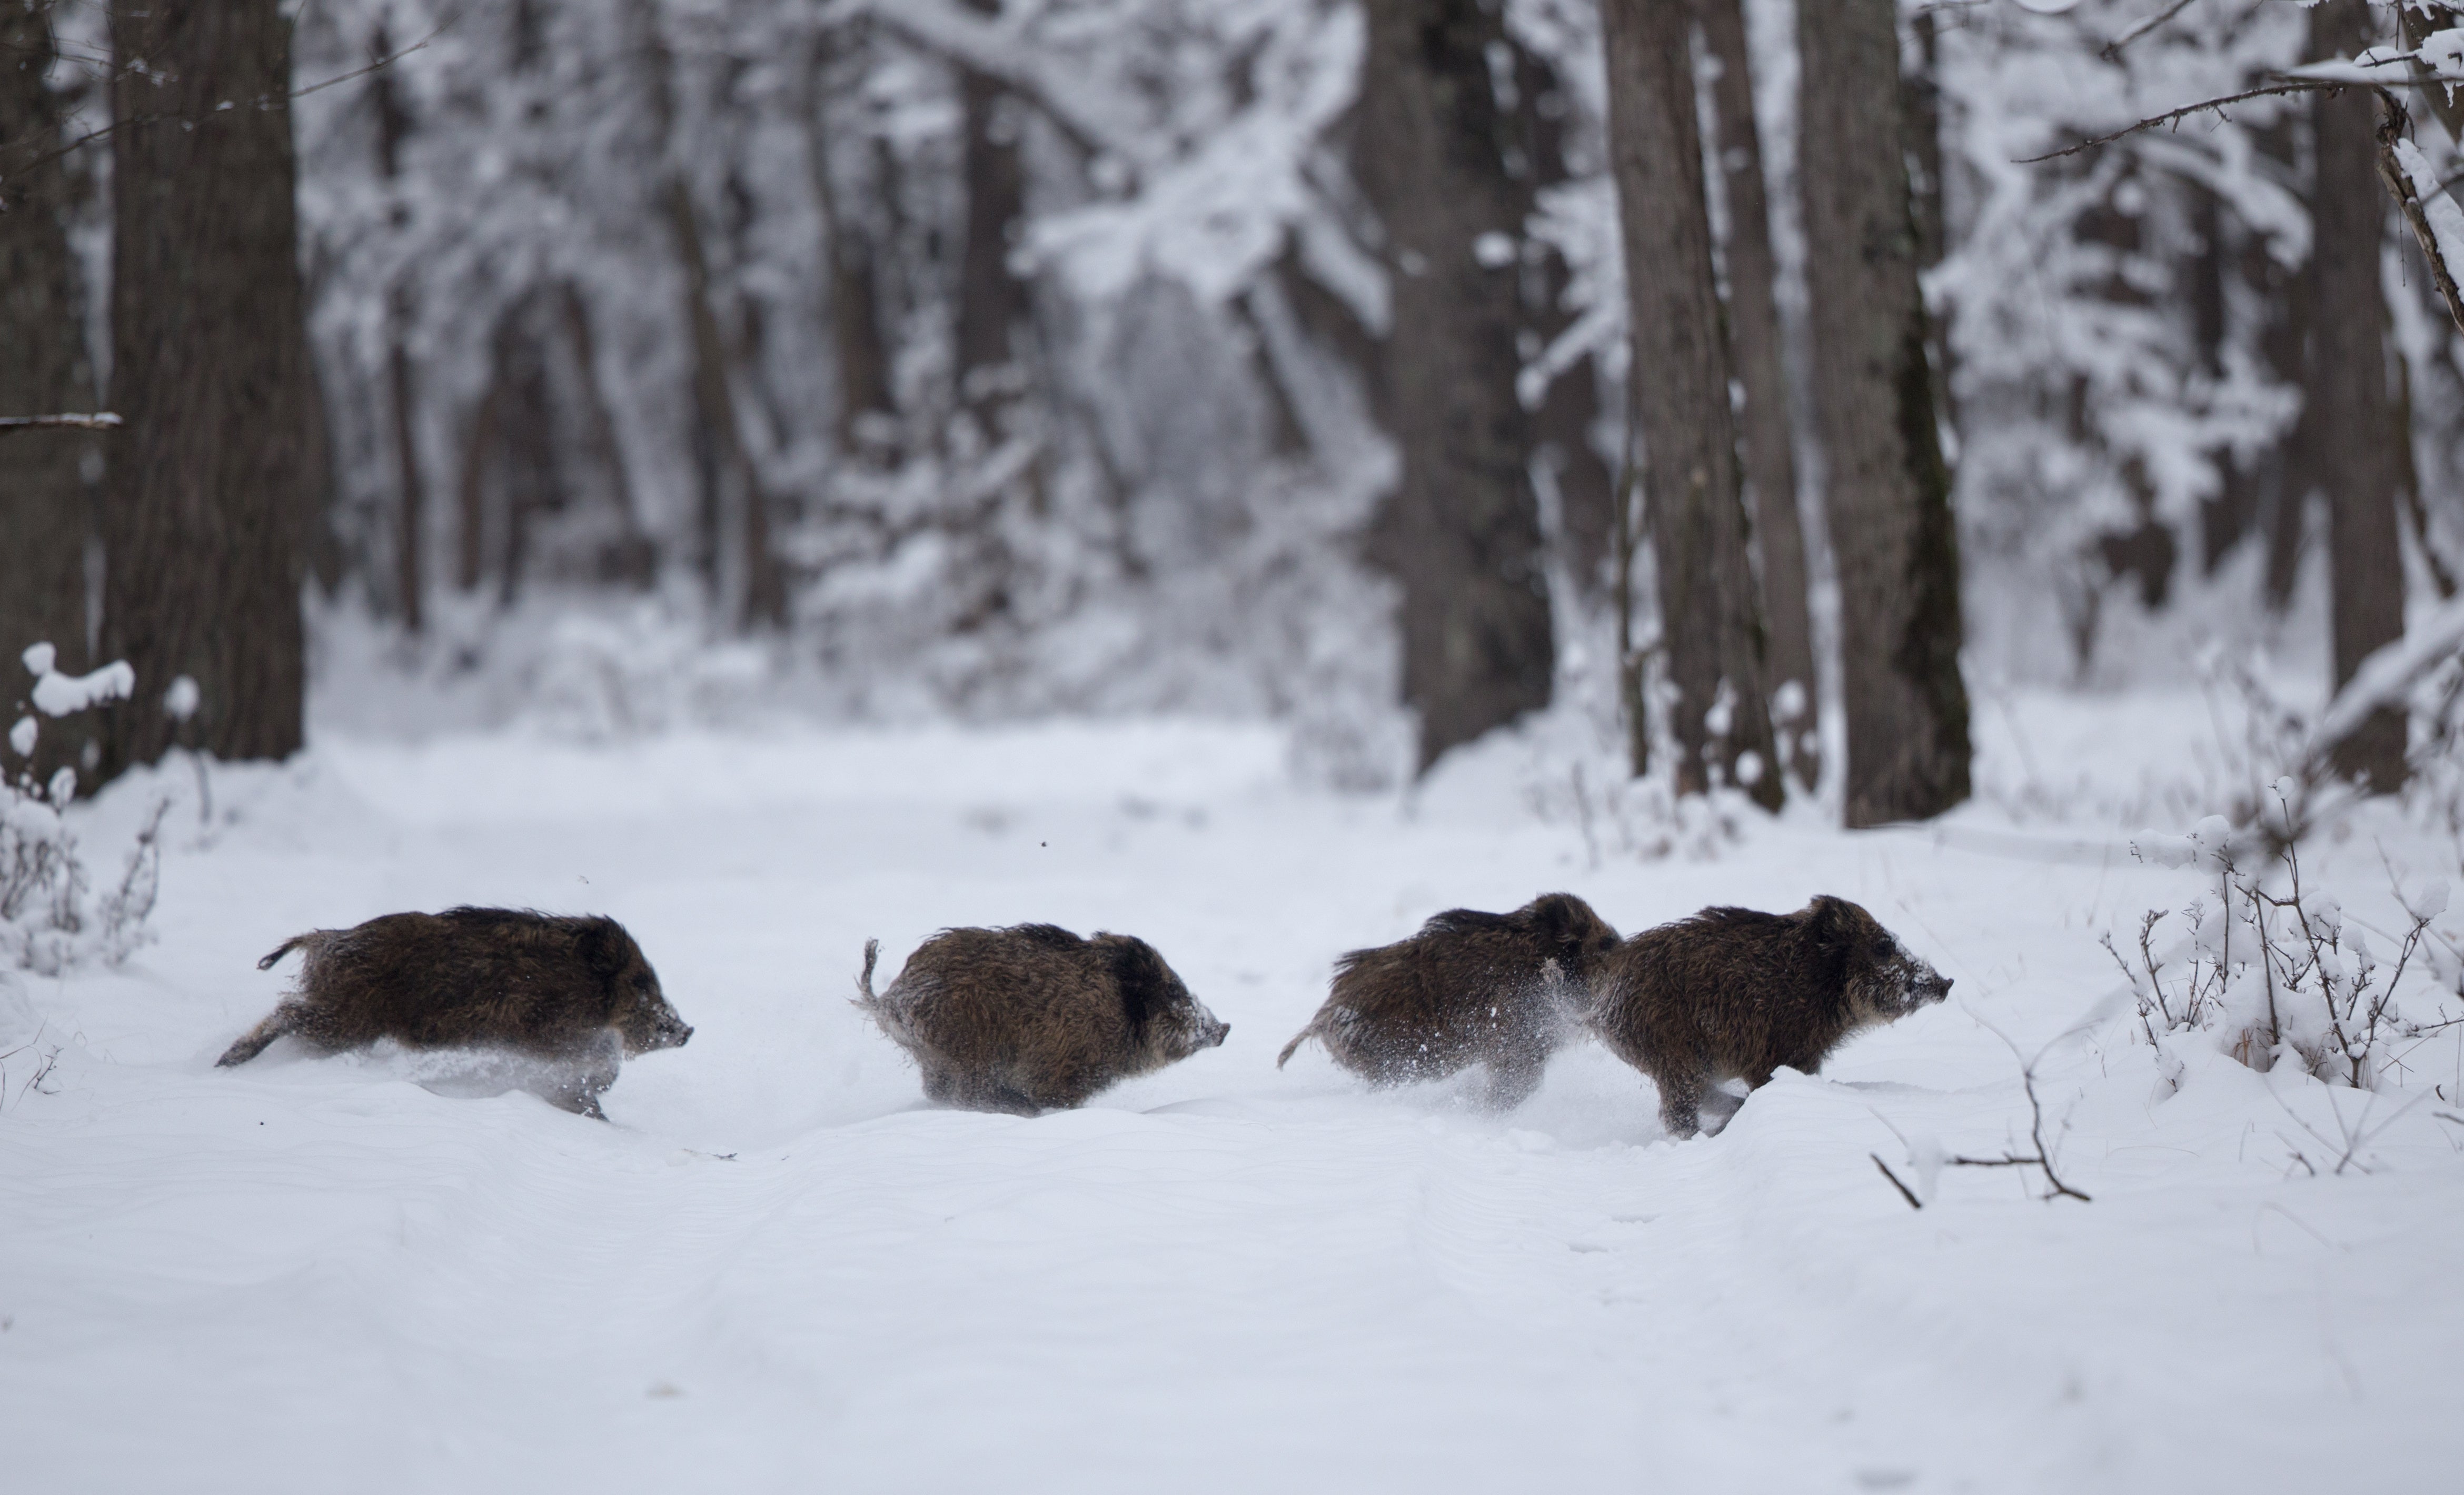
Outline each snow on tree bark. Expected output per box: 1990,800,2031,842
1694,0,1816,774
1795,0,1970,827
1354,0,1554,772
1597,0,1781,809
99,0,310,779
2308,0,2409,794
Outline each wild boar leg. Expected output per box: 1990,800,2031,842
215,1006,307,1068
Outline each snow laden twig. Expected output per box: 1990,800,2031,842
2374,93,2464,337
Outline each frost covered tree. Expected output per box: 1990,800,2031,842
99,0,311,777
1798,0,1969,827
1596,0,1782,809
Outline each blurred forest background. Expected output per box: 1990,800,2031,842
6,0,2462,823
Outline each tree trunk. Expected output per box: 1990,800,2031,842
1514,42,1616,595
1354,0,1555,771
371,20,426,632
807,23,898,456
559,284,656,586
1796,0,1971,826
0,1,102,790
2308,2,2409,792
1694,0,1817,772
953,6,1030,437
637,0,782,629
664,177,786,629
1598,0,1782,810
99,0,309,779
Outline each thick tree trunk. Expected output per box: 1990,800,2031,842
99,0,309,779
1354,0,1555,771
0,1,102,789
1796,0,1971,826
2309,2,2409,792
1694,0,1817,770
1598,0,1782,810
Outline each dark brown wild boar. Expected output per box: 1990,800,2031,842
1276,892,1622,1109
217,907,691,1118
856,924,1227,1115
1585,895,1950,1138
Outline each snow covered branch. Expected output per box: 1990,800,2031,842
2301,593,2464,778
849,0,1145,177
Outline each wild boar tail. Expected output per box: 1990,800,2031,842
854,938,882,1005
1275,1021,1317,1070
256,933,315,972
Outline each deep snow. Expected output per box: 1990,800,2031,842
3,700,2460,1493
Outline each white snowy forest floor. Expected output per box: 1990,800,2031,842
4,693,2460,1493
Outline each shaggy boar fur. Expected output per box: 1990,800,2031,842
217,907,692,1118
1585,895,1951,1138
856,923,1228,1115
1276,892,1623,1109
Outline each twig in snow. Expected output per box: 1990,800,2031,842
1871,1154,1925,1210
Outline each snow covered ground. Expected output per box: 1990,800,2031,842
4,696,2460,1493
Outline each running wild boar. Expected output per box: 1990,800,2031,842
856,924,1227,1115
217,907,692,1118
1585,895,1950,1138
1277,892,1622,1109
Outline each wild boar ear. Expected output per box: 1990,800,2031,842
1101,935,1171,1038
1806,896,1855,953
575,918,629,980
1516,893,1575,948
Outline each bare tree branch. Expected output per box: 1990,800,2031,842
0,8,465,188
0,412,121,437
2102,0,2203,64
2015,79,2343,164
850,0,1139,181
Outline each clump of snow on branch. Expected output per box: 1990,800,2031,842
4,645,166,975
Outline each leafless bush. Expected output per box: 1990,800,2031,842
2117,793,2459,1088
